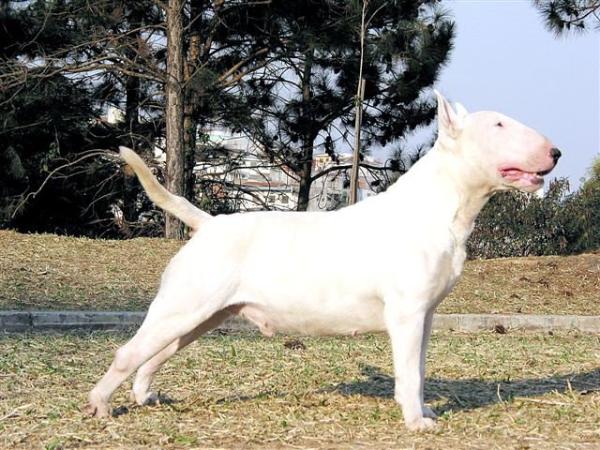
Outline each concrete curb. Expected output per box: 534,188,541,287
432,314,600,333
1,311,599,333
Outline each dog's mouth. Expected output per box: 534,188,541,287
499,167,553,187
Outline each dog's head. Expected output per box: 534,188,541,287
435,91,560,193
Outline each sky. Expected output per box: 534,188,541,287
432,0,599,189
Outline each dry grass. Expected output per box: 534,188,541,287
0,229,599,315
0,230,183,311
0,330,598,449
446,254,600,315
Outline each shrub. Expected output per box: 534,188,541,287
469,171,600,259
469,179,568,258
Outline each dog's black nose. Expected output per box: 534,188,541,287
550,147,561,163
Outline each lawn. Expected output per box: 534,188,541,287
0,230,599,315
0,330,598,449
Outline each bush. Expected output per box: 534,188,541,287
469,173,600,259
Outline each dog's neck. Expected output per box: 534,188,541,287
431,141,495,246
386,139,495,248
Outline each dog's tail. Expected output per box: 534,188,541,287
119,146,210,231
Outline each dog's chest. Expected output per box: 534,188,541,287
414,241,467,307
446,246,467,294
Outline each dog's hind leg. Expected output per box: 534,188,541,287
130,309,230,406
84,297,225,418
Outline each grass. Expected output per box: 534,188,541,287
1,229,599,315
0,230,180,311
0,330,598,449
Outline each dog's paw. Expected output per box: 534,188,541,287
405,417,437,432
84,390,111,417
422,405,437,419
131,390,175,407
82,402,110,418
140,392,160,406
130,390,159,406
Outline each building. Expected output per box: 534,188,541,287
309,153,382,211
101,106,391,210
195,127,387,212
194,126,299,211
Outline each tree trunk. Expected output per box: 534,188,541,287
183,1,202,201
122,75,141,228
125,74,140,146
296,50,315,212
164,0,186,239
296,169,312,211
122,12,143,233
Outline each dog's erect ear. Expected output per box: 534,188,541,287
454,102,468,119
434,90,464,138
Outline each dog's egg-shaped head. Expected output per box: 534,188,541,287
435,91,560,193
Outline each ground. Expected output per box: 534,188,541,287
0,330,598,449
0,230,598,314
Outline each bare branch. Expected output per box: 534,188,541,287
11,150,116,219
311,162,402,183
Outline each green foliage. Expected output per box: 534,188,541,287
469,172,600,258
234,0,454,210
0,0,171,236
533,0,600,34
308,1,452,148
0,1,165,237
566,158,600,252
0,73,125,236
1,0,454,233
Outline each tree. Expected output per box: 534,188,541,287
469,158,600,258
1,0,454,236
468,180,571,258
534,0,600,34
174,0,276,232
349,0,369,205
0,0,277,237
241,0,454,210
0,2,137,236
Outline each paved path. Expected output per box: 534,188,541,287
1,310,599,333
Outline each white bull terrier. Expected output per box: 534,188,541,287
85,92,560,431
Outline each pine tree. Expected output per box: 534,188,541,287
0,0,277,237
240,0,454,210
1,0,455,234
0,2,121,235
533,0,600,34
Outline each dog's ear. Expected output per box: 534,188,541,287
434,90,464,138
454,102,468,119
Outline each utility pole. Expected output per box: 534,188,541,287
349,0,368,205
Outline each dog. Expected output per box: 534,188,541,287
85,92,560,431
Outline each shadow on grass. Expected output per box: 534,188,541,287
329,365,600,414
145,366,599,417
112,393,177,417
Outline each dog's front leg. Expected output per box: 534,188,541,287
420,309,437,419
385,302,436,431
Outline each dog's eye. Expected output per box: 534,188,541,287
495,122,504,128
